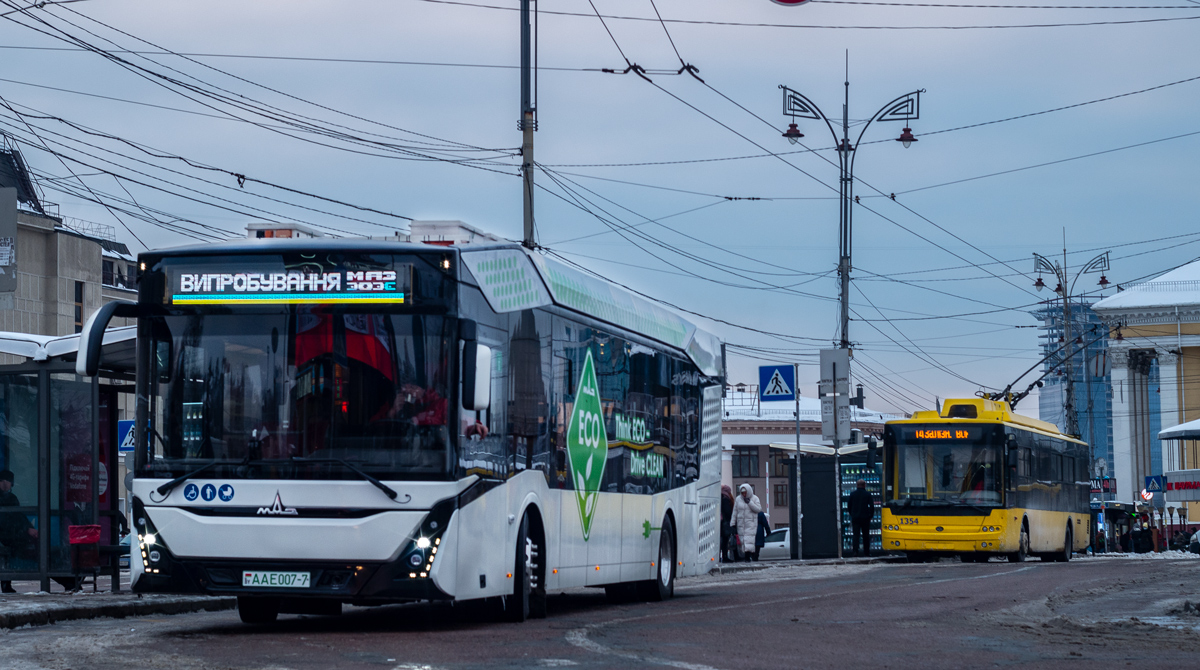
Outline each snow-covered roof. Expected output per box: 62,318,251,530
1093,259,1200,315
721,390,900,424
102,247,133,261
1160,417,1200,441
0,326,135,363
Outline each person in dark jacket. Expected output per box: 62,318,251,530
848,478,874,557
720,485,735,562
754,511,770,561
0,470,38,594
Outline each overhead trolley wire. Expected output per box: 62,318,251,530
412,0,1200,29
1,4,520,174
0,105,415,234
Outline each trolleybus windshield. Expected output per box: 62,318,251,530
893,425,1002,506
138,252,456,481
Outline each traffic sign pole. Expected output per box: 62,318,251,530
791,362,802,560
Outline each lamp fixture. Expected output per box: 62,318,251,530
782,123,804,144
896,127,917,148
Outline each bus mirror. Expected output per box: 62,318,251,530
463,344,492,411
76,300,139,377
866,437,878,470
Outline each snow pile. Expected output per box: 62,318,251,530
1081,550,1200,560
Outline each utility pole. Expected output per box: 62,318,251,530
519,0,536,248
782,69,920,561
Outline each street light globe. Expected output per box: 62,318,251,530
782,123,804,144
896,127,918,148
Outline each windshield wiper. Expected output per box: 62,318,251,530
290,456,400,501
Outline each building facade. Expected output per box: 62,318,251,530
1094,260,1200,509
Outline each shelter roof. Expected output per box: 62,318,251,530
0,326,135,371
1159,417,1200,441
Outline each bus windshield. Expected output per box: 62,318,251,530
892,424,1001,506
141,310,453,480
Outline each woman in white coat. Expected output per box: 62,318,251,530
732,483,762,561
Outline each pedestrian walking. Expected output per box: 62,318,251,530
754,510,770,561
848,478,874,557
733,483,762,562
720,485,735,562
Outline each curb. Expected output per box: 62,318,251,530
0,595,236,630
712,555,904,575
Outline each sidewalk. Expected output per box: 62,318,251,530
712,554,903,575
0,576,234,629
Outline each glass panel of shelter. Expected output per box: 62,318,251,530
0,374,39,577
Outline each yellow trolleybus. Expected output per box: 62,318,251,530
881,398,1090,563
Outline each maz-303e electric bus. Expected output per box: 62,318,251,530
880,398,1090,563
78,237,724,623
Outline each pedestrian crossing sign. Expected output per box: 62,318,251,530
117,420,136,453
1146,475,1164,493
758,365,796,401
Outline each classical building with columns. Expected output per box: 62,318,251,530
1093,261,1200,505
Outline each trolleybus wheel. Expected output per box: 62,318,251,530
1057,525,1072,563
237,596,279,624
1008,523,1029,563
638,515,675,602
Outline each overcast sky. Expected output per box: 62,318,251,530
1,0,1198,417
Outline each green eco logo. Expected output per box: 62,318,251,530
566,348,608,541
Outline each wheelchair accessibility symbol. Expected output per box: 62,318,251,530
183,483,199,501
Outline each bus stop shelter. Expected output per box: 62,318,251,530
0,326,134,591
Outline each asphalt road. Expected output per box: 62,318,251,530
4,556,1200,670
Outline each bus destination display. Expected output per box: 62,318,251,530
170,266,410,305
903,427,981,441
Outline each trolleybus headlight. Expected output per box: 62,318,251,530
143,533,157,545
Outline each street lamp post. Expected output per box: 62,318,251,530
779,81,923,350
780,76,921,560
1033,249,1111,440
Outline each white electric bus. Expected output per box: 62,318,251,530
79,237,723,623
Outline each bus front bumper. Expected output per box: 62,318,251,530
134,555,454,603
881,536,1008,553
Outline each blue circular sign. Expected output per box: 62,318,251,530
183,483,199,501
201,483,217,502
218,484,235,502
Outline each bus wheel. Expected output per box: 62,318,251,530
506,514,536,622
639,516,675,602
1057,526,1073,563
1008,523,1029,563
237,596,279,624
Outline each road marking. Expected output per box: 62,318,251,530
565,565,1038,668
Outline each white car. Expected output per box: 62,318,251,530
758,528,793,561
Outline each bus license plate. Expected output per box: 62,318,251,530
242,571,311,588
